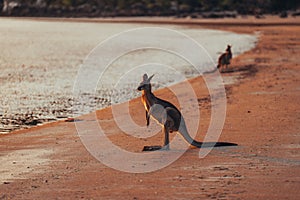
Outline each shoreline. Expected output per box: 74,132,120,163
2,15,300,27
0,17,299,199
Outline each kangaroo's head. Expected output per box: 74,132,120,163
137,73,154,91
226,45,232,52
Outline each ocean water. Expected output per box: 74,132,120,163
0,18,256,133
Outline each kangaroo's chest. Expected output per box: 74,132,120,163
141,94,163,122
141,94,150,111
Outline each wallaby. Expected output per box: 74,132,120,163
217,45,232,72
137,73,237,150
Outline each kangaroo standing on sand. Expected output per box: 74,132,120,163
217,45,232,72
137,73,237,150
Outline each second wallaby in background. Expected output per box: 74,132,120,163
217,45,232,72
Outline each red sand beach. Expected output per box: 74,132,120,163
0,16,299,199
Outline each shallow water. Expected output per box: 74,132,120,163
0,18,256,133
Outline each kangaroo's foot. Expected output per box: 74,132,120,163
142,145,162,151
142,144,170,151
160,144,170,151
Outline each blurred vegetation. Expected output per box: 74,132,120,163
1,0,299,17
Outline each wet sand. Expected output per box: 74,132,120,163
0,16,300,199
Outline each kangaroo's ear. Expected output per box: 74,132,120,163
148,74,155,82
143,74,148,81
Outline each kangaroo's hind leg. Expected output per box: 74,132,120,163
162,125,170,150
219,62,224,73
142,125,170,151
161,109,176,150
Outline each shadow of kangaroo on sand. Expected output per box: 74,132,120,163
143,142,238,151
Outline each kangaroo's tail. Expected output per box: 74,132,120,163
178,120,237,148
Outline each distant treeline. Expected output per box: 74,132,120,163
1,0,299,17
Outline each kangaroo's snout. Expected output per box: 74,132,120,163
137,86,143,91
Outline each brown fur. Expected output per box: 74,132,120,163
217,45,232,71
137,74,237,150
